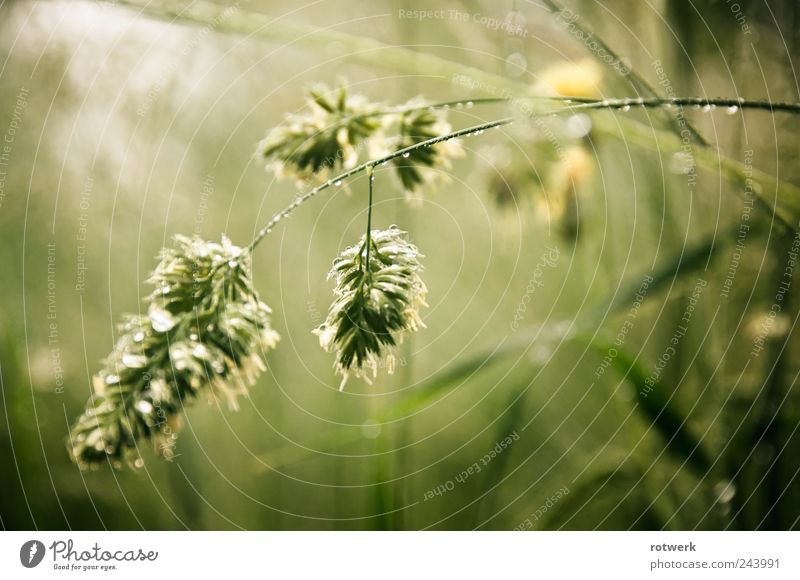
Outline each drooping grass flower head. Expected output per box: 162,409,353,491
314,226,427,390
257,82,383,184
393,102,464,200
67,235,280,469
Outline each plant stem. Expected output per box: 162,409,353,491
320,96,800,135
364,167,374,276
397,95,800,115
246,117,513,252
562,97,800,114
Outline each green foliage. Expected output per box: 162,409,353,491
579,337,712,474
67,235,279,469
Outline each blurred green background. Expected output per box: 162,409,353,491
1,0,799,530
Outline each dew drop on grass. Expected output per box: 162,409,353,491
334,180,342,186
402,152,410,158
149,306,177,333
362,419,381,439
564,114,592,138
726,105,739,114
505,52,527,78
122,353,147,369
669,151,695,175
714,480,736,504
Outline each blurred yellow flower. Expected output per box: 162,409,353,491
535,59,604,98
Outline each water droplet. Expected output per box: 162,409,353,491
402,152,411,158
122,353,147,369
380,161,388,166
669,151,695,175
149,306,177,333
504,52,527,78
466,101,474,109
133,332,145,343
714,480,736,504
702,104,714,112
621,105,631,112
726,105,739,114
529,345,553,364
136,400,154,414
227,260,238,268
105,446,115,454
564,114,592,139
105,374,121,385
189,333,199,341
133,458,144,468
455,102,464,109
362,419,382,439
160,285,171,295
334,180,342,186
192,344,209,358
